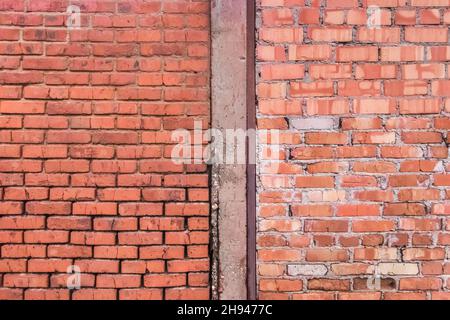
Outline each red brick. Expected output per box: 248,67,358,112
24,289,70,300
72,203,117,216
119,289,162,300
308,279,350,291
165,288,209,300
72,289,116,300
399,278,442,290
260,279,303,291
3,274,48,288
306,249,348,262
97,275,141,289
385,203,426,216
144,274,186,288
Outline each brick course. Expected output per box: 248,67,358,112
0,0,210,300
257,0,450,300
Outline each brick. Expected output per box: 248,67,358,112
385,80,428,96
291,205,333,217
288,45,332,61
299,8,320,23
165,288,209,300
94,246,138,259
93,217,137,231
119,289,162,300
353,220,396,232
405,27,448,42
353,161,396,173
0,259,26,272
306,99,349,115
353,132,396,144
24,230,68,244
381,146,423,158
381,46,424,61
404,160,442,174
290,118,335,130
259,28,303,43
306,249,348,262
72,289,116,300
355,98,395,114
262,8,294,26
309,27,353,42
336,47,378,62
259,249,301,262
26,202,71,215
308,279,350,291
292,292,334,300
385,203,426,216
167,259,209,273
97,275,141,289
402,63,445,80
338,292,381,300
24,289,70,300
403,248,445,261
399,277,442,290
50,274,96,288
354,248,398,261
119,203,163,216
398,189,440,201
260,279,303,292
377,263,419,276
385,292,427,300
261,64,304,81
144,274,186,288
0,202,23,215
357,27,401,43
355,64,397,79
1,245,46,258
287,264,328,276
73,203,117,216
305,133,347,145
71,232,116,245
342,118,383,130
3,274,48,288
47,217,91,230
48,245,92,258
118,232,162,245
331,263,374,276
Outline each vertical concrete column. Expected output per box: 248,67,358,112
211,0,249,300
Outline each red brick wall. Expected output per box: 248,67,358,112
0,0,210,300
256,0,450,300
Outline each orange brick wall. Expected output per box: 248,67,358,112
256,0,450,300
0,0,210,300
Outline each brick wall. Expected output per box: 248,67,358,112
0,0,210,300
256,0,450,300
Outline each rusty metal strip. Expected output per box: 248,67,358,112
246,0,257,301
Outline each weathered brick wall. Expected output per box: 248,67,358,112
256,0,450,300
0,0,210,300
